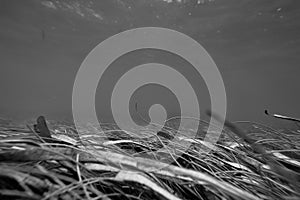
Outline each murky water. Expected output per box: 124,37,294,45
0,0,299,128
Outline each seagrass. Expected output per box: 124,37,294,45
0,112,300,200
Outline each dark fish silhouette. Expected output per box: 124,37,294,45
157,131,174,140
41,29,45,40
33,116,77,146
34,116,51,138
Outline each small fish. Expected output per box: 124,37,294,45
34,116,51,138
157,131,174,140
265,110,300,123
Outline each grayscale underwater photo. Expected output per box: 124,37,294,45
0,0,300,199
